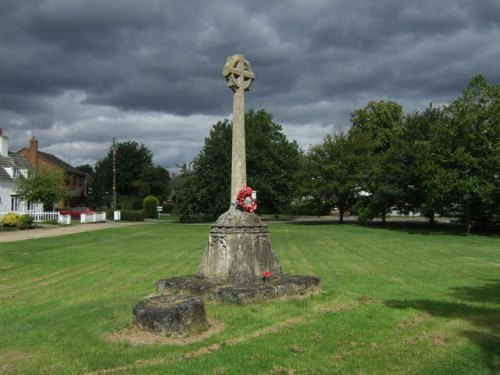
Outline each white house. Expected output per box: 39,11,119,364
0,129,42,212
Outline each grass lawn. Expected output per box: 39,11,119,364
0,221,498,374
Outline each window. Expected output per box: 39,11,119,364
11,195,19,211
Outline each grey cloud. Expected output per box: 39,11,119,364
0,0,499,171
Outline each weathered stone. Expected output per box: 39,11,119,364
132,295,209,337
222,54,255,205
197,209,282,284
156,274,322,304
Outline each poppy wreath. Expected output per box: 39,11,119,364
236,186,257,213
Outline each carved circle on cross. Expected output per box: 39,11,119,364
222,54,255,92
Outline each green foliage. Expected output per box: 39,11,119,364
19,214,34,228
176,109,302,222
1,213,33,229
143,195,160,218
119,210,145,221
93,140,153,203
350,100,404,152
135,165,171,201
398,104,445,221
418,75,500,229
349,100,405,222
16,169,67,211
162,201,174,213
117,195,143,210
299,76,499,230
304,130,376,221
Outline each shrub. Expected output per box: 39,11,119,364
2,212,22,228
120,210,144,222
143,195,160,218
19,214,34,229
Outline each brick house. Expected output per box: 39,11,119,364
18,136,90,208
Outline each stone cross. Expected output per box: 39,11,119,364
222,54,255,207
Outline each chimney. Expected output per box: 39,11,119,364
30,135,38,153
0,128,9,157
29,135,39,170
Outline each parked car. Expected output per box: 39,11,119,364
59,207,96,219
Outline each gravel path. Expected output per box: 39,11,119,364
0,221,142,243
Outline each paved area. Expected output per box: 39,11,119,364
0,221,142,243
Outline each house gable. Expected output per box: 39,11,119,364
17,135,91,206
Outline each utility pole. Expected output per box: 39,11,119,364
112,137,117,211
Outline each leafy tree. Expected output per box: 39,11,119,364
175,121,232,222
350,100,405,222
175,109,301,222
135,166,171,201
401,104,446,223
246,110,302,213
304,130,376,222
350,100,404,153
16,169,67,211
420,75,500,231
291,154,331,216
93,141,153,205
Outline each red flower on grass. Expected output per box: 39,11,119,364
263,271,272,282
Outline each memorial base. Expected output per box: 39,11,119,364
156,275,322,305
197,209,283,284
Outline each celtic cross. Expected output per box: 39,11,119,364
222,54,255,207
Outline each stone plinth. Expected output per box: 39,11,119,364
132,295,209,337
197,209,282,284
156,275,322,305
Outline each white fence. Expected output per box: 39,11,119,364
80,212,106,223
0,211,59,223
1,211,107,224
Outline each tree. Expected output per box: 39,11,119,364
135,166,171,201
246,110,302,213
304,130,376,222
175,109,302,222
350,100,404,153
16,169,67,211
420,75,500,231
350,100,405,222
93,141,153,205
401,104,446,223
175,120,232,222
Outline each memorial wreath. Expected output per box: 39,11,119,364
236,186,257,213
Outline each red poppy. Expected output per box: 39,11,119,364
263,271,272,279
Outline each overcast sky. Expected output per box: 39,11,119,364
1,0,499,172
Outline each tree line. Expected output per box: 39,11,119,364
16,74,498,230
176,75,499,231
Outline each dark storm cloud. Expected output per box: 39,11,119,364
0,0,499,168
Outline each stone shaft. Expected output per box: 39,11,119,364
231,88,246,206
222,54,254,206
